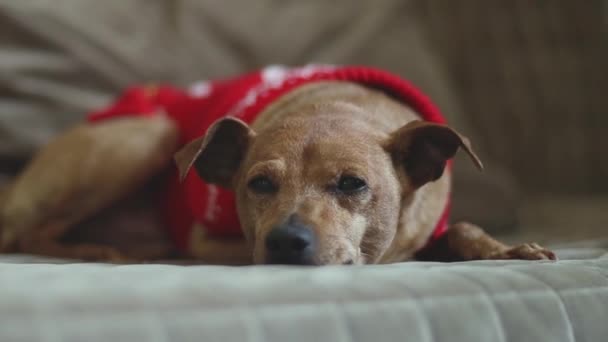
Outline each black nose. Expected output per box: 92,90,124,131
265,218,316,265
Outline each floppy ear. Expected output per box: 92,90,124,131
386,120,483,188
174,117,255,188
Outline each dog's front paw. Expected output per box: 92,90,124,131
489,243,557,261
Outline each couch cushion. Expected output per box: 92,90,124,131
0,249,606,342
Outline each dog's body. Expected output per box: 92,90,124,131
0,65,555,264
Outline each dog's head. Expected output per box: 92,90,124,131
175,104,482,265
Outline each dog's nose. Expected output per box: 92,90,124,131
265,220,316,265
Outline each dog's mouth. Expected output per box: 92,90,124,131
261,256,356,266
263,258,355,266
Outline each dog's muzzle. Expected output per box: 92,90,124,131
264,216,316,265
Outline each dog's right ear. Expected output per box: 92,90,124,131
174,117,255,189
385,120,483,189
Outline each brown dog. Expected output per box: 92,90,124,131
0,69,555,264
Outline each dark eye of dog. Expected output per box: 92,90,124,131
248,176,278,194
336,176,368,194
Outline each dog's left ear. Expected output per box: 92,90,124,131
174,117,255,188
385,120,483,188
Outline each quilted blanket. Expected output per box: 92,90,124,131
0,249,606,342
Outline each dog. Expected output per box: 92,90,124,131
0,65,555,265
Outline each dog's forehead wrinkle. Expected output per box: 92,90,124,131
265,108,374,135
303,136,379,161
316,100,362,111
247,159,286,176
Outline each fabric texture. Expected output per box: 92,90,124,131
87,65,451,252
0,248,606,342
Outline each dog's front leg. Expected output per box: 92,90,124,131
417,222,556,261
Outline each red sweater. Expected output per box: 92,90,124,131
88,65,451,253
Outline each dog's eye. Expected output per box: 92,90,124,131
336,176,368,194
248,176,278,194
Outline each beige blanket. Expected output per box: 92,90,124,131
0,247,606,342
